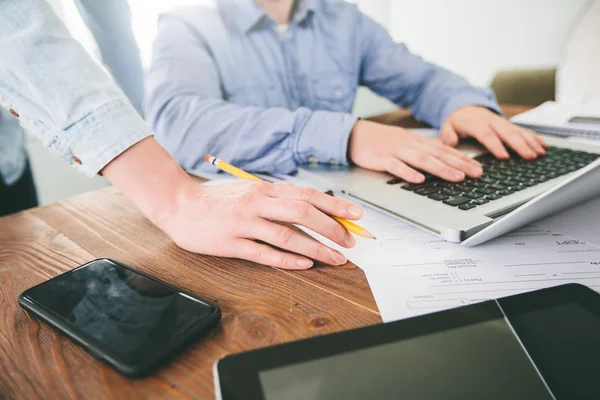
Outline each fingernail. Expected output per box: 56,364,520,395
297,259,313,269
472,166,483,176
452,171,465,180
415,174,425,183
345,234,356,248
330,250,347,265
348,206,363,218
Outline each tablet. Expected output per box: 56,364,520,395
215,284,600,400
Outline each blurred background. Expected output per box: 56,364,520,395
34,0,588,205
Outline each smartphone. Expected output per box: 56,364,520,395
19,258,221,377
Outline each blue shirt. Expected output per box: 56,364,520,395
0,0,145,185
146,0,501,177
0,0,150,184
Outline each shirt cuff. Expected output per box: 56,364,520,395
293,110,358,166
439,87,503,128
50,99,152,177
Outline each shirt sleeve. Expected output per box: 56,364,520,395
0,0,151,177
357,12,502,128
145,13,357,176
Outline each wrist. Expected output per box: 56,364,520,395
348,119,373,164
101,137,197,231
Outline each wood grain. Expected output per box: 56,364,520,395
0,105,530,399
0,190,380,399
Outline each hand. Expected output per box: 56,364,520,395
348,120,483,183
102,138,364,271
440,106,548,160
156,180,364,270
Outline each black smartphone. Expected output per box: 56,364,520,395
19,258,221,377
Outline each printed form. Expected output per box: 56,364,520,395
309,195,600,323
207,174,600,324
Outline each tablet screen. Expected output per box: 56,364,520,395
259,316,551,400
217,284,600,400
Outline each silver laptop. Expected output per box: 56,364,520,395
299,135,600,246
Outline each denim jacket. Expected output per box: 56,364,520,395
0,0,147,184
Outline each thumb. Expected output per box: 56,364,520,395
440,123,459,147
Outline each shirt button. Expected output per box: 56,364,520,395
335,89,344,98
9,109,19,118
329,159,340,166
73,156,82,165
308,156,319,164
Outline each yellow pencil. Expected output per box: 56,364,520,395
204,155,376,239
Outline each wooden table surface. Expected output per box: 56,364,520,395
0,106,530,399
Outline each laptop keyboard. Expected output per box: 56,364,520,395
386,147,599,211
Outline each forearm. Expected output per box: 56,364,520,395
100,136,193,229
358,12,500,128
0,0,148,176
408,67,501,128
148,94,357,175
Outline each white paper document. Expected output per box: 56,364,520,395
307,195,600,323
536,196,600,247
511,101,600,138
204,175,600,324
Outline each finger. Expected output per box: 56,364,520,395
473,128,510,159
535,132,549,148
439,123,460,147
386,158,425,183
396,149,466,182
492,123,538,159
517,127,546,155
415,143,483,178
413,140,482,177
268,184,363,219
524,128,549,149
420,136,480,165
249,221,348,266
233,239,315,270
259,198,355,248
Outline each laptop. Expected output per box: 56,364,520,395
299,135,600,246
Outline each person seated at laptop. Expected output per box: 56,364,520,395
145,0,547,184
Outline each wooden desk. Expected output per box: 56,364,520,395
0,106,529,399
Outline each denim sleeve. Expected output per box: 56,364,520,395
145,14,357,176
357,12,502,128
0,0,151,177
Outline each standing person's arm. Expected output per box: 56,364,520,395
0,0,363,269
74,0,145,115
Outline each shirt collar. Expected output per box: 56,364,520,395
293,0,319,24
221,0,320,34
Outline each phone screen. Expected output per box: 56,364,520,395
23,259,216,365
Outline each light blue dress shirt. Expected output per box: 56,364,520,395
0,0,150,183
0,0,145,185
146,0,501,177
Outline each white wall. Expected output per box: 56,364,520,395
353,0,589,117
387,0,589,87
